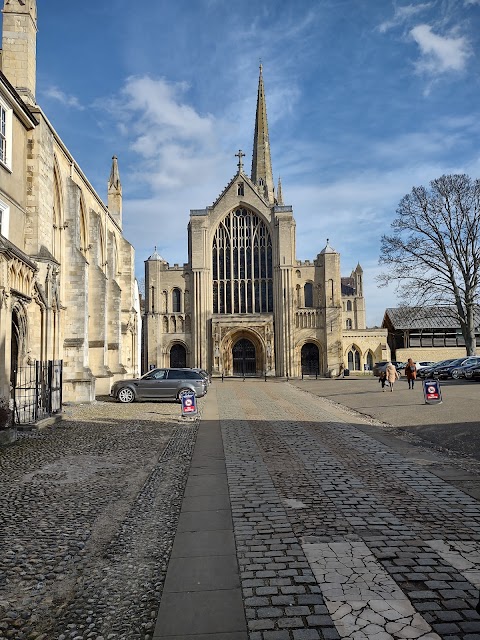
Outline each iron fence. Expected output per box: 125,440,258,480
12,360,63,425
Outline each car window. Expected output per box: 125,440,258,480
167,370,186,380
143,369,166,380
185,370,202,379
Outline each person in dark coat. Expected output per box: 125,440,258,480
405,358,417,389
379,370,387,391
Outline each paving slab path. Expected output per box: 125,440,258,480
154,380,480,640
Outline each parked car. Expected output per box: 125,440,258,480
192,368,212,384
417,359,458,379
110,368,208,403
465,364,480,380
431,357,480,379
415,361,436,370
373,361,405,377
449,357,480,379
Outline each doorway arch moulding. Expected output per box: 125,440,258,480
212,317,275,377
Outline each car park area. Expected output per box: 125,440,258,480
292,373,480,466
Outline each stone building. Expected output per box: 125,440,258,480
383,306,480,363
0,0,140,404
143,67,388,377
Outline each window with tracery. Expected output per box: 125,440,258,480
347,346,361,371
213,208,273,314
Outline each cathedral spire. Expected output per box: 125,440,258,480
251,64,275,204
108,156,123,228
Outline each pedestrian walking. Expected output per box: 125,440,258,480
385,361,400,392
379,370,387,391
405,358,417,389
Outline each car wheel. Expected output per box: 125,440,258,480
117,387,135,403
451,370,459,379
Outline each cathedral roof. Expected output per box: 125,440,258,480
211,162,270,209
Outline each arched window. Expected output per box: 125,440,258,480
172,288,181,312
304,282,313,308
346,318,352,330
212,208,273,314
346,300,352,311
79,201,88,257
366,351,374,370
347,346,361,371
52,168,62,262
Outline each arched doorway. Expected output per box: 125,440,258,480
170,344,187,368
233,338,256,376
301,343,319,375
366,351,374,371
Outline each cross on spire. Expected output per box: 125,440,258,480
235,149,245,173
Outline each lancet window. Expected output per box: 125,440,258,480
212,208,273,314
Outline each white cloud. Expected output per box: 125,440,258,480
464,0,480,4
43,86,84,110
410,24,472,74
378,3,433,33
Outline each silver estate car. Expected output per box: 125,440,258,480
110,368,208,403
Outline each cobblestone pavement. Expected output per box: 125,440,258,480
217,380,480,640
0,398,202,640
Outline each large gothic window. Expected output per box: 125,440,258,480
212,208,273,314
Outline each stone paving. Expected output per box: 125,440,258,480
217,381,480,640
0,399,202,640
1,381,480,640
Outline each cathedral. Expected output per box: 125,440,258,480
143,67,388,377
0,0,140,407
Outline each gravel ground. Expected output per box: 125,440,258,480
0,398,202,640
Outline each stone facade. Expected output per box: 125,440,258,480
143,68,388,377
0,0,140,403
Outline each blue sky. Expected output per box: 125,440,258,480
20,0,480,325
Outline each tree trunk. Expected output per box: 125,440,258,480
465,304,477,356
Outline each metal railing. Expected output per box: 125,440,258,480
11,360,63,425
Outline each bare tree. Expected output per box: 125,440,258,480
378,174,480,355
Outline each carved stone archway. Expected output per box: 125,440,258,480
221,328,264,377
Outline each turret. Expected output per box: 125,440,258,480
1,0,38,105
354,262,363,296
276,176,284,205
108,156,122,228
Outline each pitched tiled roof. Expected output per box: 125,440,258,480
383,306,480,330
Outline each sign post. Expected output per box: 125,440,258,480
181,391,198,417
423,379,442,405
